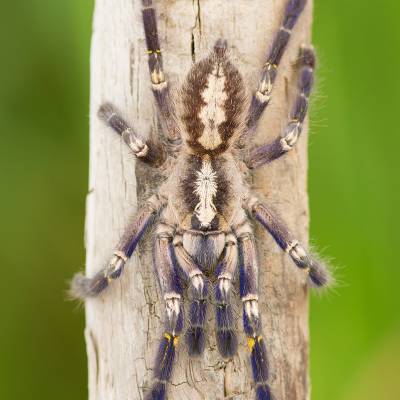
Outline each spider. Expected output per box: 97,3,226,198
71,0,331,399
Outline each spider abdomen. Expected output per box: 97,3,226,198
182,231,226,274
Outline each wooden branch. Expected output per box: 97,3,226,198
85,0,313,399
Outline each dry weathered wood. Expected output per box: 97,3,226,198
85,0,313,399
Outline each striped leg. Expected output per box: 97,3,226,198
147,225,184,400
245,197,331,287
237,226,271,400
248,46,316,168
173,235,208,356
214,233,239,358
98,103,165,167
70,195,165,299
142,0,182,146
245,0,307,135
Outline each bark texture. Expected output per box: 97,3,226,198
85,0,313,399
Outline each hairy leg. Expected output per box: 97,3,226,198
146,224,184,400
236,224,271,400
244,197,331,287
245,0,307,136
142,0,182,147
214,233,239,358
98,103,165,166
173,234,208,356
70,194,165,299
247,46,316,168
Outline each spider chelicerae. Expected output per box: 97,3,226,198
71,0,331,399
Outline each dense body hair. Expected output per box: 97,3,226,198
71,1,332,400
180,41,247,156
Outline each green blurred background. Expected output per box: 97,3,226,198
0,1,399,399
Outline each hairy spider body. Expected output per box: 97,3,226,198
72,1,330,399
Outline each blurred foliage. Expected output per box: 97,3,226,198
0,1,398,399
0,1,92,399
310,1,400,399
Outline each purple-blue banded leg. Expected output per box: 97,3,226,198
173,235,208,357
214,233,239,358
70,195,165,299
245,198,331,287
146,224,184,400
248,46,316,168
245,0,307,136
97,103,165,166
237,226,272,400
142,0,182,147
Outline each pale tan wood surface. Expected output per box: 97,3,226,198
85,1,313,399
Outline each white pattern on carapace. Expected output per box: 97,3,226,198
198,64,227,150
194,159,218,228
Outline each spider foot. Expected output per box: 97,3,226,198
185,326,206,357
69,255,125,299
145,380,166,400
289,243,332,288
308,258,332,288
216,328,238,359
255,383,272,400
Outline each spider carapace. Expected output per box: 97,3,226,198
71,0,331,399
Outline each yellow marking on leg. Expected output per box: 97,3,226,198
264,62,278,69
247,335,263,351
247,337,256,351
164,332,179,346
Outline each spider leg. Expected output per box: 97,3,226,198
146,224,184,400
214,233,239,358
244,197,331,287
245,0,307,136
236,224,272,400
247,46,316,168
98,103,166,167
173,235,208,357
142,0,182,148
70,195,165,299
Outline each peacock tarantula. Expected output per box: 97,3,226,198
71,0,331,399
